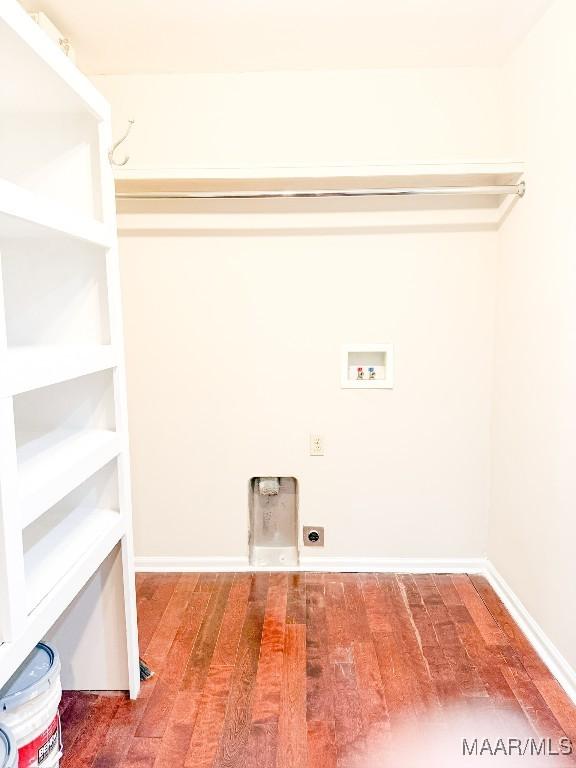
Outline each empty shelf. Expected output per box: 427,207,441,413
18,428,121,529
115,161,525,185
24,506,122,614
0,345,116,396
0,178,110,246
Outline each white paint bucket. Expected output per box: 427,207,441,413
0,724,18,768
0,644,62,768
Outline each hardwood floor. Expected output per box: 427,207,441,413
59,573,576,767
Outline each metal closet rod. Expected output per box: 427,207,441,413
116,181,525,200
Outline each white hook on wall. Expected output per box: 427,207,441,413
109,119,135,167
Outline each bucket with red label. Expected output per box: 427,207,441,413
0,644,62,767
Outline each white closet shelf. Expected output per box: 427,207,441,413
18,429,121,529
0,507,123,689
24,506,123,614
115,161,525,188
0,179,111,247
0,345,116,397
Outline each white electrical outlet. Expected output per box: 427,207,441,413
309,434,324,456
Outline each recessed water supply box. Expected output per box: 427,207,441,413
341,344,394,389
249,477,298,567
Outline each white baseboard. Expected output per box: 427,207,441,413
135,555,486,574
484,561,576,705
136,556,250,572
299,556,487,573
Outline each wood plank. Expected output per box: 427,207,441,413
183,665,234,768
119,736,162,768
332,661,363,765
379,574,439,710
353,641,389,736
92,697,146,768
149,587,221,767
500,664,569,741
212,573,253,667
195,573,220,592
420,575,488,700
136,573,162,607
64,695,121,768
151,691,203,768
452,575,507,647
277,624,307,768
440,579,526,720
342,575,371,643
432,573,462,607
373,630,422,726
359,574,392,634
214,578,269,768
305,580,335,723
285,572,306,624
408,574,468,703
61,692,103,757
141,574,200,672
325,577,352,664
61,694,120,768
180,574,235,691
246,723,278,768
468,574,550,678
307,721,336,768
252,573,288,724
136,590,211,738
533,677,576,746
137,574,182,655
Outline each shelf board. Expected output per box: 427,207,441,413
0,178,111,246
18,429,121,529
0,3,108,118
0,510,125,686
115,161,525,189
24,506,122,614
0,345,116,397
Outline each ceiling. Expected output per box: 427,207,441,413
20,0,553,75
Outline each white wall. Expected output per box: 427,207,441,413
490,0,576,670
94,67,509,168
120,230,495,560
92,67,507,562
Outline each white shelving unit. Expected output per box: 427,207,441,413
0,1,140,698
